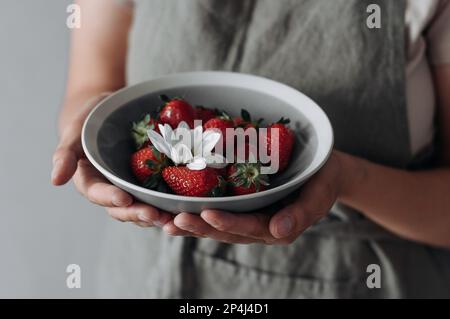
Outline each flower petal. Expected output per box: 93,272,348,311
170,147,180,164
202,130,222,156
147,129,172,157
177,121,190,131
174,143,193,164
187,157,207,170
174,127,192,150
193,126,204,156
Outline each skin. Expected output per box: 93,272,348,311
52,1,450,248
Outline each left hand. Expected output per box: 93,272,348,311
163,150,355,245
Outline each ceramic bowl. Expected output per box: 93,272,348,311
82,71,333,213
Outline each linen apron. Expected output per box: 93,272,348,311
97,0,450,298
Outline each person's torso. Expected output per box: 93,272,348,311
95,0,450,299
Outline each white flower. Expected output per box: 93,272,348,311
147,121,227,170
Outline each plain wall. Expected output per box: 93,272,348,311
0,0,106,298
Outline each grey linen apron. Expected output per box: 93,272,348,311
97,0,450,298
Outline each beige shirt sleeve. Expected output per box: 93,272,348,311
427,0,450,65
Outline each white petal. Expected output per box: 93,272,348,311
174,127,192,150
192,126,204,156
187,157,207,170
147,129,171,157
174,143,193,164
170,146,180,164
158,123,166,137
159,123,175,145
177,121,190,131
204,153,228,169
202,130,222,156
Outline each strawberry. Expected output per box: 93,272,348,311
204,117,234,137
232,110,263,158
159,95,195,128
227,162,269,195
265,117,295,173
131,114,161,150
130,146,169,189
233,109,264,129
233,116,246,127
216,167,228,177
194,106,216,123
162,167,227,197
204,114,235,150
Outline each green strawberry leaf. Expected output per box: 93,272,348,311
145,160,156,169
156,180,171,193
277,117,291,125
241,109,251,122
219,110,232,121
210,176,227,197
143,174,161,189
159,94,170,103
151,146,161,162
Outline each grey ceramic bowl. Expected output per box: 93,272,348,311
82,71,333,213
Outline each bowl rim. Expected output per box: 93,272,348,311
82,71,334,203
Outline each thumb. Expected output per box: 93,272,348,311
52,92,112,186
268,162,339,239
51,124,84,186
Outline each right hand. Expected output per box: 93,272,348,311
51,95,174,228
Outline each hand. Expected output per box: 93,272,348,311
51,94,174,228
164,151,354,244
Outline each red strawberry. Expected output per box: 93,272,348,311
233,116,246,127
130,146,168,189
265,118,295,173
204,115,234,150
227,163,269,195
194,106,216,123
131,114,161,150
232,110,263,159
215,166,228,177
159,95,195,128
204,117,234,137
162,167,226,197
233,109,264,129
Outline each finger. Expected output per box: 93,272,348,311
269,164,338,239
200,210,274,241
163,220,196,237
73,159,133,207
51,146,79,186
107,202,174,225
179,212,267,244
133,221,155,228
52,122,85,186
52,93,112,186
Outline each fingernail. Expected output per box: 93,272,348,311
177,223,196,232
153,221,164,228
276,215,293,238
138,212,152,223
112,193,129,207
202,210,224,228
206,219,221,228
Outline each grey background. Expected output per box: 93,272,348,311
0,0,106,298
